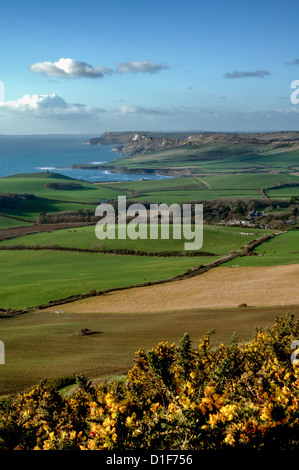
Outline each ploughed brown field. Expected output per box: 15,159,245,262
43,264,299,314
0,222,92,242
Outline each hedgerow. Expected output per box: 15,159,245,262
1,314,299,451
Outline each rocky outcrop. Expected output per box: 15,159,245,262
85,131,299,158
99,165,196,177
86,132,149,146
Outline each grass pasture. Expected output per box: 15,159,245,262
103,176,210,192
1,305,298,396
105,176,219,204
103,142,267,170
223,229,299,266
0,172,128,221
0,172,125,203
0,197,98,221
203,173,299,190
0,216,32,229
255,147,299,170
0,224,274,255
102,143,299,175
266,186,299,199
106,173,299,203
0,250,212,310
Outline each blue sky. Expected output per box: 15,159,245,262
1,0,299,134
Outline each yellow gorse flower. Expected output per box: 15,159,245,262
224,433,235,446
208,413,219,428
2,315,299,451
150,402,162,412
219,404,236,422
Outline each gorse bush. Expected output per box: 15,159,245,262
1,314,299,450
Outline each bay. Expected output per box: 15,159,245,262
0,135,170,182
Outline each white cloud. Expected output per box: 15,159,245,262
114,104,170,116
29,58,113,78
0,93,103,119
224,70,271,79
116,60,168,74
29,58,169,79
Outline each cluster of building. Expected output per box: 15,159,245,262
225,210,266,228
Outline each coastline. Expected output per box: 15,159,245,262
71,163,189,177
0,135,171,182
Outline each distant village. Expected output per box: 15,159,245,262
224,210,299,229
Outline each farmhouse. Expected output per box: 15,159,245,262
226,219,255,227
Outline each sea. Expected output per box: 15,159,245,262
0,134,170,182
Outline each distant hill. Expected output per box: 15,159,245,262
86,131,299,157
83,131,299,178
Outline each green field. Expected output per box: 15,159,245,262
104,176,210,192
0,197,99,221
102,142,267,170
203,173,299,190
101,144,299,175
0,224,273,254
0,216,31,229
0,172,128,221
0,250,213,310
106,173,299,203
222,230,299,267
119,189,263,204
96,143,299,206
101,176,219,203
266,186,299,199
1,169,298,225
0,172,126,203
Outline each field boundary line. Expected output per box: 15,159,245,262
0,232,279,316
0,245,217,258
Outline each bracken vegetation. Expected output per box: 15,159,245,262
1,314,299,451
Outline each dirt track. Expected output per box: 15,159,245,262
0,222,92,242
43,264,299,313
